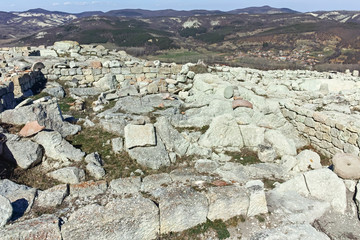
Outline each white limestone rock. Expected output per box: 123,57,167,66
264,129,297,157
124,124,156,149
293,149,322,172
246,180,268,217
159,186,208,234
199,114,244,149
61,196,159,240
206,185,249,221
47,167,85,184
0,195,12,227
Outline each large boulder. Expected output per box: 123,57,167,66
292,149,322,172
127,135,170,170
93,74,118,91
332,153,360,179
0,214,62,240
154,117,190,157
47,167,85,184
0,101,80,137
0,179,37,221
199,114,244,149
5,139,43,169
159,186,208,234
240,125,265,147
61,196,159,240
124,124,156,149
264,129,297,157
0,195,12,227
33,131,85,162
250,224,330,240
206,185,249,221
35,184,69,208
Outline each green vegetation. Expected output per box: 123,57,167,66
255,214,266,223
225,148,261,165
66,126,146,181
226,215,246,227
189,64,208,74
161,219,230,240
176,125,209,134
179,27,207,38
10,165,61,190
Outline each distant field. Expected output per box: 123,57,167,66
146,49,227,64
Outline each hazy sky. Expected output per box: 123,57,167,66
2,0,359,13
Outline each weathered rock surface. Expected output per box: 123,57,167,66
109,176,141,195
293,149,322,172
69,180,107,199
18,121,45,137
246,180,268,217
34,131,85,162
159,186,208,234
0,195,12,227
332,153,360,179
0,179,37,221
199,114,244,149
154,117,190,156
0,101,80,137
47,167,85,184
264,129,297,157
124,124,156,149
61,196,159,240
206,185,249,221
35,184,69,207
5,139,43,169
127,135,170,169
250,224,330,240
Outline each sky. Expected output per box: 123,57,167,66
1,0,359,13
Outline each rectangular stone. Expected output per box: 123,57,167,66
304,117,316,128
124,124,156,149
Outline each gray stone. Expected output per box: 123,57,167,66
0,214,62,240
47,167,85,184
85,152,103,166
109,177,141,195
141,173,173,198
159,186,208,234
195,159,219,173
154,117,190,157
5,139,43,169
0,101,80,137
293,150,322,172
35,184,69,207
124,124,156,149
69,87,102,97
304,169,347,214
206,185,249,221
111,137,124,153
94,74,118,91
0,195,12,227
61,196,159,240
86,163,105,180
250,224,330,240
246,180,268,217
240,125,265,147
128,135,170,170
332,153,360,179
118,85,139,97
0,179,37,221
257,145,277,163
199,114,244,149
43,82,65,98
223,86,234,99
69,180,107,199
264,129,297,157
268,190,330,224
99,118,127,136
147,82,159,94
33,131,85,162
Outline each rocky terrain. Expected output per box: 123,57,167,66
0,41,360,239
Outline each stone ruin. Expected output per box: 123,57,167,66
0,41,360,239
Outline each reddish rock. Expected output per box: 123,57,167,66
211,180,230,186
232,99,253,109
90,61,102,69
19,121,45,137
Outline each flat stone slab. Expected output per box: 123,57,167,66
124,124,156,149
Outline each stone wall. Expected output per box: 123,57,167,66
0,82,15,112
281,102,360,158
